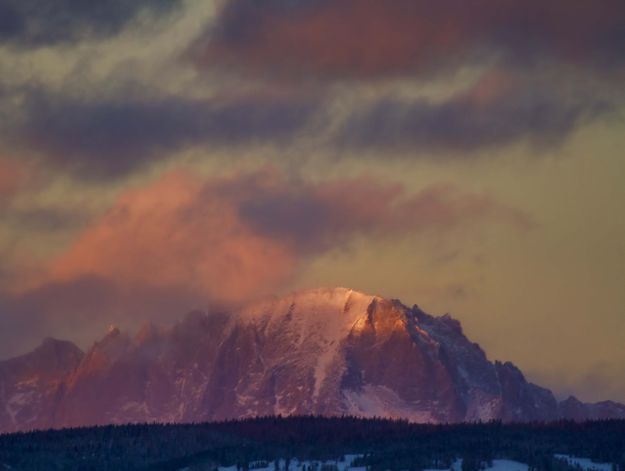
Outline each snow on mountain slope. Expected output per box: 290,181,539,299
234,288,377,400
1,287,624,432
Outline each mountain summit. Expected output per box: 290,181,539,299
1,287,623,432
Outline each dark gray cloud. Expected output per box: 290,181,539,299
1,70,617,178
5,90,320,179
337,80,613,153
0,0,183,47
2,78,613,179
210,170,533,254
239,192,341,252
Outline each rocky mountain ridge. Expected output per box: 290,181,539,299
1,287,623,433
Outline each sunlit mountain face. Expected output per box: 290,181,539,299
0,0,624,423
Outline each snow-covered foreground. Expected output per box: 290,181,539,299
424,459,528,471
215,455,366,471
422,458,462,471
482,461,528,471
554,454,613,470
210,454,614,471
214,456,531,471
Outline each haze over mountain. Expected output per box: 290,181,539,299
1,287,623,434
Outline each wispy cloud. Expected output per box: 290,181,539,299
0,0,184,48
337,71,613,153
4,88,321,179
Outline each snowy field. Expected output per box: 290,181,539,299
422,456,614,471
424,459,528,471
214,456,532,471
205,453,616,471
215,455,366,471
554,454,613,470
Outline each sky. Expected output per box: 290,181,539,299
0,0,624,403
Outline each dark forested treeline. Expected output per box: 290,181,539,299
0,416,624,471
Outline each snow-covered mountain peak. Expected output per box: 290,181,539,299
290,286,378,306
234,287,379,334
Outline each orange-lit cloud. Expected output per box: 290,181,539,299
48,171,296,305
43,168,530,306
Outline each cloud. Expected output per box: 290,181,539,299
0,167,530,357
40,168,530,304
4,70,614,175
0,157,38,207
45,171,296,305
230,171,533,251
0,157,24,202
6,90,320,179
0,0,184,48
337,71,613,152
0,0,620,183
193,0,625,79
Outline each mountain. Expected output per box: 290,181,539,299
0,337,83,433
1,287,623,432
559,395,625,421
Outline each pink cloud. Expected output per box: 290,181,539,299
49,171,296,305
42,169,531,306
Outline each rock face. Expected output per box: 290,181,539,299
0,338,83,433
1,287,624,432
